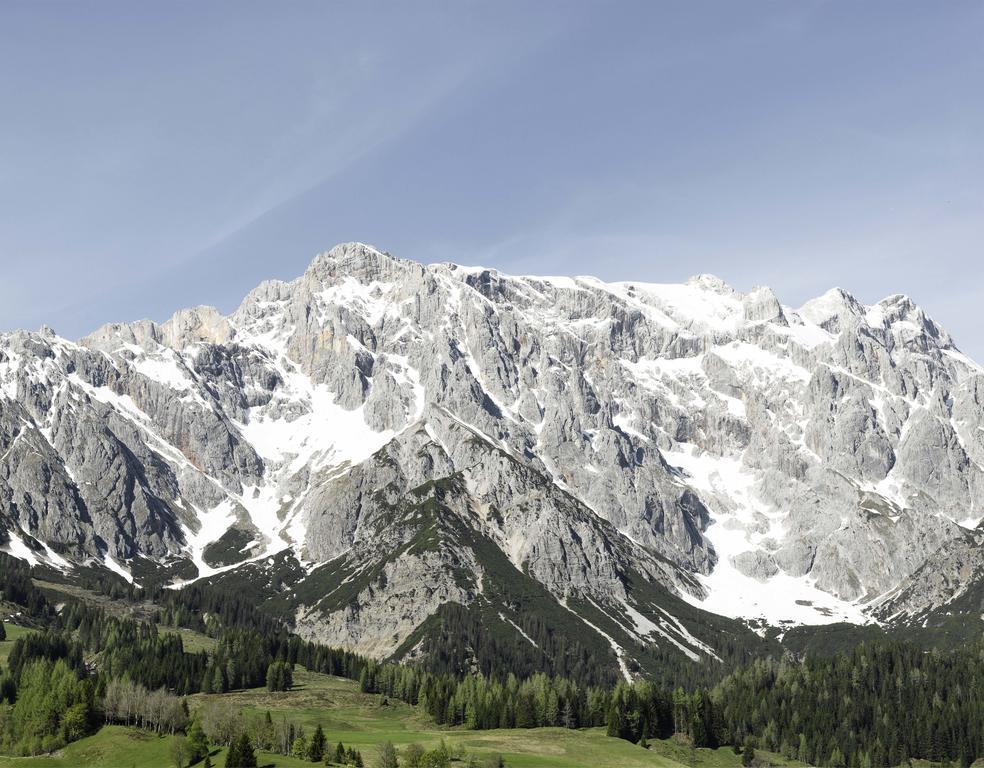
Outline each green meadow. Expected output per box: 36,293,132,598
0,664,801,768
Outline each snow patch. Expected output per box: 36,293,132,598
237,369,394,476
498,613,539,649
181,500,239,579
668,446,871,626
4,532,41,567
103,554,134,584
613,278,743,333
560,600,632,682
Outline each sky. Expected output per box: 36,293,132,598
1,1,983,357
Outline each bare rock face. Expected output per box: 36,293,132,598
2,241,983,662
871,527,984,624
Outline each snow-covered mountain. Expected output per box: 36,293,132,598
2,243,982,673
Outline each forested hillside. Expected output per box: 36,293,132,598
0,553,982,766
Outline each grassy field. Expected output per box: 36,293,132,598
0,665,803,768
162,626,219,654
0,726,333,768
0,623,36,667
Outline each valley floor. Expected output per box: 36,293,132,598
0,666,799,768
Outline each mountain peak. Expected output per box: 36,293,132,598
305,242,415,284
686,274,735,295
875,292,915,313
799,287,865,333
869,292,950,346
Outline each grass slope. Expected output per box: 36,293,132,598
0,623,35,667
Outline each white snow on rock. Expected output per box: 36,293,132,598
2,242,981,649
668,446,871,626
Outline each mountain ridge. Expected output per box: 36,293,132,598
1,242,982,678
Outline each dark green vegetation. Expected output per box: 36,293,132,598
203,528,259,569
605,643,984,767
0,547,982,766
712,644,983,767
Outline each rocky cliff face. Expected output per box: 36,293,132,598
1,243,981,671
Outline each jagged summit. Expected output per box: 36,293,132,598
869,292,952,346
1,243,982,672
685,273,736,294
305,241,418,283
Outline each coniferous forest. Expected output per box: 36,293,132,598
0,552,981,766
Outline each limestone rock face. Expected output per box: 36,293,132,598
872,527,984,625
2,241,983,660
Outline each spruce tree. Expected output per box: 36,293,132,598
224,738,240,768
308,724,326,762
187,718,209,764
742,741,755,767
211,665,226,694
225,733,256,768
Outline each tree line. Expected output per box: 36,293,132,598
1,550,982,765
600,640,984,767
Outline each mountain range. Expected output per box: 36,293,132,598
1,242,981,680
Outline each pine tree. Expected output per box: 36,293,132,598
226,732,256,768
742,742,755,767
224,738,240,768
798,733,809,764
187,718,209,763
605,701,623,738
308,724,326,762
201,667,213,694
211,665,226,694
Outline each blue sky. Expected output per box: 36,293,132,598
2,1,982,357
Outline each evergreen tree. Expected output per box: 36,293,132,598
224,738,240,768
211,665,226,694
226,732,256,768
742,743,755,767
187,718,209,764
308,724,326,762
